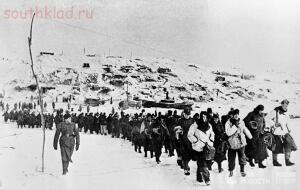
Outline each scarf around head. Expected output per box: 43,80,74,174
196,119,210,132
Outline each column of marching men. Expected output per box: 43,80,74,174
1,99,297,185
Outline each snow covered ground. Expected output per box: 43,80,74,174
0,115,299,190
1,54,300,112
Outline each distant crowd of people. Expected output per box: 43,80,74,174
1,99,297,185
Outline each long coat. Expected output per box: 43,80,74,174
140,119,154,152
151,120,164,154
131,119,143,145
211,121,228,163
53,122,80,163
177,117,194,160
243,111,268,161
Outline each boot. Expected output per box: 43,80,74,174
258,161,266,168
156,158,161,164
249,158,255,167
218,163,223,173
241,171,246,177
205,180,210,186
273,160,282,166
197,173,203,183
177,159,183,167
184,170,190,176
240,165,246,177
272,153,282,166
187,165,190,172
229,171,233,177
285,152,294,166
285,160,295,166
197,178,203,183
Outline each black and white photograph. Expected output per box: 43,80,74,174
0,0,299,189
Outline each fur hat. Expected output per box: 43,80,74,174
213,114,219,119
146,113,152,118
64,113,71,120
232,109,240,115
183,107,191,115
207,108,213,114
254,104,264,112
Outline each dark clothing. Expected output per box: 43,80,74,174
112,117,120,138
88,115,95,134
46,115,54,130
131,119,143,152
151,120,168,162
221,115,230,128
3,112,9,122
120,117,131,140
53,121,80,174
243,111,268,161
165,115,178,156
195,151,210,182
94,115,100,134
228,147,246,171
54,115,63,126
152,131,163,162
107,116,113,134
17,112,24,128
77,114,84,131
273,134,297,154
177,117,194,171
141,120,154,157
211,121,228,163
83,115,89,133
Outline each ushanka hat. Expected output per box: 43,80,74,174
232,109,240,115
183,107,191,115
64,113,71,120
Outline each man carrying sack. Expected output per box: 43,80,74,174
266,99,297,166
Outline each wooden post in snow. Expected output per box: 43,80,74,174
28,13,46,172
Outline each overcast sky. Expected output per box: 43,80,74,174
0,0,299,73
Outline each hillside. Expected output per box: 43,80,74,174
0,54,299,114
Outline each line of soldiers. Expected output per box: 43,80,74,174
2,99,297,185
2,110,55,129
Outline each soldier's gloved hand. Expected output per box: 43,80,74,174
76,144,79,151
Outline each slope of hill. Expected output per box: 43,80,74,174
0,54,299,114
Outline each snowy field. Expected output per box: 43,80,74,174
0,116,299,190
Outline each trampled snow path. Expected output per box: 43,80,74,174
0,119,299,190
